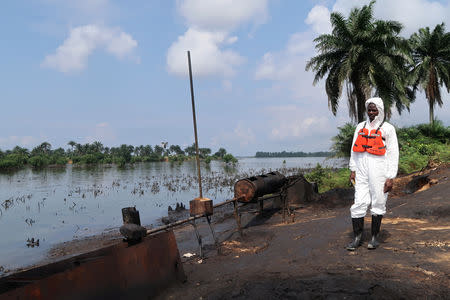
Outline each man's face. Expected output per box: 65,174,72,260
367,103,379,122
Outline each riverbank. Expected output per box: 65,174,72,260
4,163,447,298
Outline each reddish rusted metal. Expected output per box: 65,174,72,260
0,230,185,300
234,171,286,202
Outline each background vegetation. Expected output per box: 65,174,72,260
306,121,450,193
0,142,237,171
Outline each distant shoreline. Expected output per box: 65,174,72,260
254,151,333,158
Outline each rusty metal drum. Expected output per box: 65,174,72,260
234,171,286,202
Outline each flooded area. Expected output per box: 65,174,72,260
0,157,345,272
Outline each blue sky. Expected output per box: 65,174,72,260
1,0,449,155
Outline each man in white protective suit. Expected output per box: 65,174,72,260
347,97,399,251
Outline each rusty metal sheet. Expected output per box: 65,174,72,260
0,230,185,300
286,175,318,206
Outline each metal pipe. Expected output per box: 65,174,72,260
146,198,239,236
213,198,239,208
145,194,275,236
206,215,221,254
146,215,200,235
187,51,203,198
233,201,243,237
191,220,203,258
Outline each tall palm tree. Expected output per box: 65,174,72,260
92,141,104,153
67,141,76,153
409,23,450,125
306,1,414,123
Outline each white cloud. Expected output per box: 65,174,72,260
332,0,450,36
372,0,450,36
168,0,269,78
305,5,332,34
177,0,268,31
305,0,450,39
167,28,244,77
42,24,138,73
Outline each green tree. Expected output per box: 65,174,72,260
305,1,413,123
12,146,29,156
184,144,196,156
169,145,185,156
199,147,211,158
92,141,104,153
409,23,450,125
154,145,164,157
67,141,76,152
116,144,134,163
32,142,52,156
214,147,227,158
331,123,356,157
140,145,153,156
223,153,238,165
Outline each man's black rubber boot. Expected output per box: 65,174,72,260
347,217,364,251
368,215,383,249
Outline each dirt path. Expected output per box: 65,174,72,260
158,165,450,299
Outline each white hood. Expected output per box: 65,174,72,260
365,97,385,125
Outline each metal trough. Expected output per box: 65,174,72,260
0,230,185,300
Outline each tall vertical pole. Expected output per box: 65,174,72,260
187,51,203,198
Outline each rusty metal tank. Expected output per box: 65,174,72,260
285,174,319,206
234,171,286,202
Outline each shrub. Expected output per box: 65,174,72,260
48,155,67,165
141,154,161,162
304,165,352,193
113,156,126,167
101,156,113,164
223,154,238,164
0,154,28,170
28,155,50,168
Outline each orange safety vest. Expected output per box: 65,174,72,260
352,122,386,156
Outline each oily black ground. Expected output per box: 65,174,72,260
158,165,450,299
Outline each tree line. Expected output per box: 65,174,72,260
0,141,237,171
255,151,333,158
306,1,450,125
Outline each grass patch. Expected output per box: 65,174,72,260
304,164,352,193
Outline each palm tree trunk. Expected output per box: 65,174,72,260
355,87,366,123
429,100,434,125
351,74,367,123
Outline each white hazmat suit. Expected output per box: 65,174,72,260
349,97,399,218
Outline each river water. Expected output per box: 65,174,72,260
0,157,346,272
